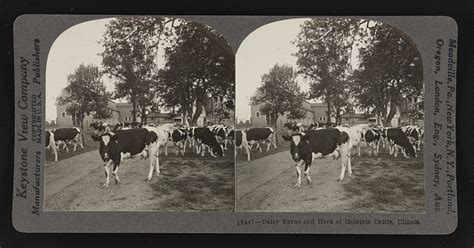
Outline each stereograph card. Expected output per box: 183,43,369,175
12,15,457,234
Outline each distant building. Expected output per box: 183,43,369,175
55,89,232,129
250,100,315,131
56,89,120,129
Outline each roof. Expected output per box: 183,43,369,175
342,112,367,118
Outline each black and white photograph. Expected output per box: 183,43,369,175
43,17,235,211
235,18,425,213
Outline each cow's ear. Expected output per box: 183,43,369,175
282,135,292,141
91,134,101,141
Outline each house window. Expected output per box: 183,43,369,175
256,111,260,117
62,112,66,118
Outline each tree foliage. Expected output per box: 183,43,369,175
295,18,365,124
100,17,168,123
295,18,423,126
351,22,423,126
57,64,111,143
251,64,306,131
157,20,234,125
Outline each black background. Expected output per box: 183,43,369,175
0,0,473,247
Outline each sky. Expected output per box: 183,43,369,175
235,18,310,122
45,18,170,122
46,18,113,122
235,18,362,122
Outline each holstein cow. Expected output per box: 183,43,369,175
145,124,173,156
401,125,422,151
90,121,111,134
386,128,416,158
308,122,322,130
193,127,224,157
45,130,58,162
245,127,277,152
233,129,251,161
170,128,188,156
282,127,352,188
363,128,382,156
52,127,84,153
347,124,369,157
209,124,231,150
91,128,159,188
284,121,305,134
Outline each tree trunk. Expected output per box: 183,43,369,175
326,99,331,124
80,117,85,146
191,100,203,126
273,113,279,145
141,107,147,125
384,101,398,127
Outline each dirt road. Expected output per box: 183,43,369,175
236,146,425,213
44,147,234,211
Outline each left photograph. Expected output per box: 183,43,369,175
44,17,235,211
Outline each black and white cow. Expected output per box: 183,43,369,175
145,124,173,156
91,128,159,188
401,125,422,151
363,128,382,156
245,127,277,152
386,128,416,158
45,130,58,162
90,121,111,134
308,122,322,130
209,124,231,150
113,122,142,131
347,124,369,157
233,129,250,161
51,127,84,152
284,121,305,134
193,127,224,157
170,128,189,156
282,127,352,188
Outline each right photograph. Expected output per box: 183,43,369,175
235,18,425,213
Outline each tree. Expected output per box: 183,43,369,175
57,64,111,145
156,20,234,126
101,17,168,124
351,22,423,126
251,64,306,142
295,18,365,124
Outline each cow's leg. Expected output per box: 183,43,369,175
357,143,361,156
394,145,399,157
347,152,352,177
244,142,250,161
368,143,372,156
295,161,302,188
53,147,58,162
183,139,187,153
175,142,180,156
304,163,312,184
266,139,271,152
164,141,168,156
201,144,206,157
338,144,350,181
146,143,159,180
103,161,112,188
112,163,120,184
257,142,262,153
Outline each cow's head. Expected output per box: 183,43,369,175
92,132,119,162
282,132,309,162
404,144,417,158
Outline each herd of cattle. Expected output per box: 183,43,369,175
273,121,424,187
45,119,423,189
45,121,235,187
